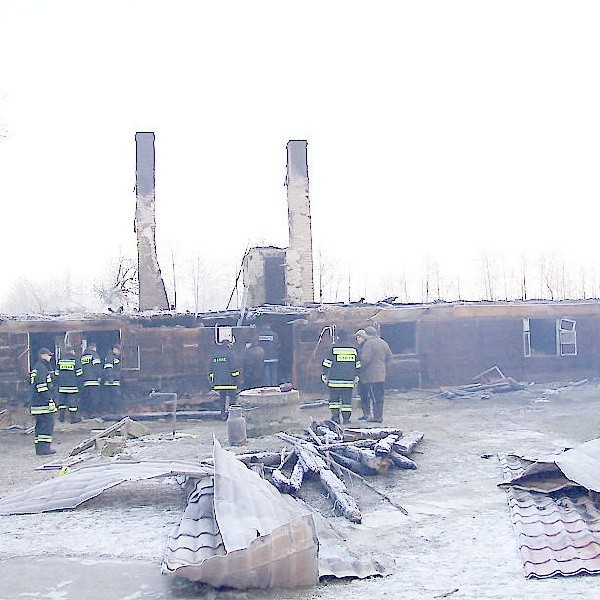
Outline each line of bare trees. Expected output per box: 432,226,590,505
3,247,600,316
316,249,600,305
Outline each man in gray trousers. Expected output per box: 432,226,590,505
359,325,393,423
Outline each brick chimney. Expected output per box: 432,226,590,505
285,140,314,305
134,132,170,311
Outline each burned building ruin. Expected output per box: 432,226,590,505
243,140,315,308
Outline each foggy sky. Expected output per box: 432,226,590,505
1,1,599,311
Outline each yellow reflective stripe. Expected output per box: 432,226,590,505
31,406,55,414
231,371,240,377
35,435,53,443
340,407,352,413
356,361,361,369
328,380,355,388
328,403,341,409
214,385,237,390
322,359,333,368
332,348,357,354
92,359,101,365
103,381,121,386
58,387,79,393
83,380,101,386
104,363,113,369
75,369,83,376
36,384,49,392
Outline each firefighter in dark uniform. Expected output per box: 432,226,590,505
321,329,360,424
258,323,280,386
29,347,57,455
209,337,240,419
80,341,102,417
55,346,83,423
102,343,122,414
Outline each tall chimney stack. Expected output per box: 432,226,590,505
135,132,170,311
285,140,314,305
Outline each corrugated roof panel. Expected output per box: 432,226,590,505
499,452,600,578
0,460,210,515
555,439,600,493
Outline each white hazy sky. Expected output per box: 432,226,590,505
1,1,600,310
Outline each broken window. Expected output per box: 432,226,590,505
379,322,417,355
559,319,577,356
523,318,577,357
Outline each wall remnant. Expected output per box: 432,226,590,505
135,132,170,311
243,247,287,307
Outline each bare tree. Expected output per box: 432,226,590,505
94,255,139,312
478,251,498,301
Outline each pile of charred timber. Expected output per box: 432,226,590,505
217,422,424,524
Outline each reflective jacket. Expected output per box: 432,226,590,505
209,345,240,390
29,358,57,413
103,350,122,386
81,347,102,386
322,343,360,388
55,354,82,394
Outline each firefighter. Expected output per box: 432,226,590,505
29,347,57,455
321,328,360,424
102,343,122,414
55,346,83,423
80,341,102,417
209,337,240,419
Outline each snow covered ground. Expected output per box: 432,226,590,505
1,383,600,599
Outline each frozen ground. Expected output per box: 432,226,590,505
1,381,600,600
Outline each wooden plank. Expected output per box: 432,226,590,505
68,417,131,456
393,431,424,455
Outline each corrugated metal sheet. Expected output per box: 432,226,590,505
0,460,210,515
162,440,386,587
162,438,320,589
500,452,600,578
502,439,600,494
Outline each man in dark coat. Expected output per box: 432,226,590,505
258,323,280,386
242,336,265,390
209,338,240,418
29,347,57,455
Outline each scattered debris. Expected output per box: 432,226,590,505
440,366,525,399
69,417,149,457
0,439,387,590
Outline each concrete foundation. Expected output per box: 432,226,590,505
236,387,301,437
